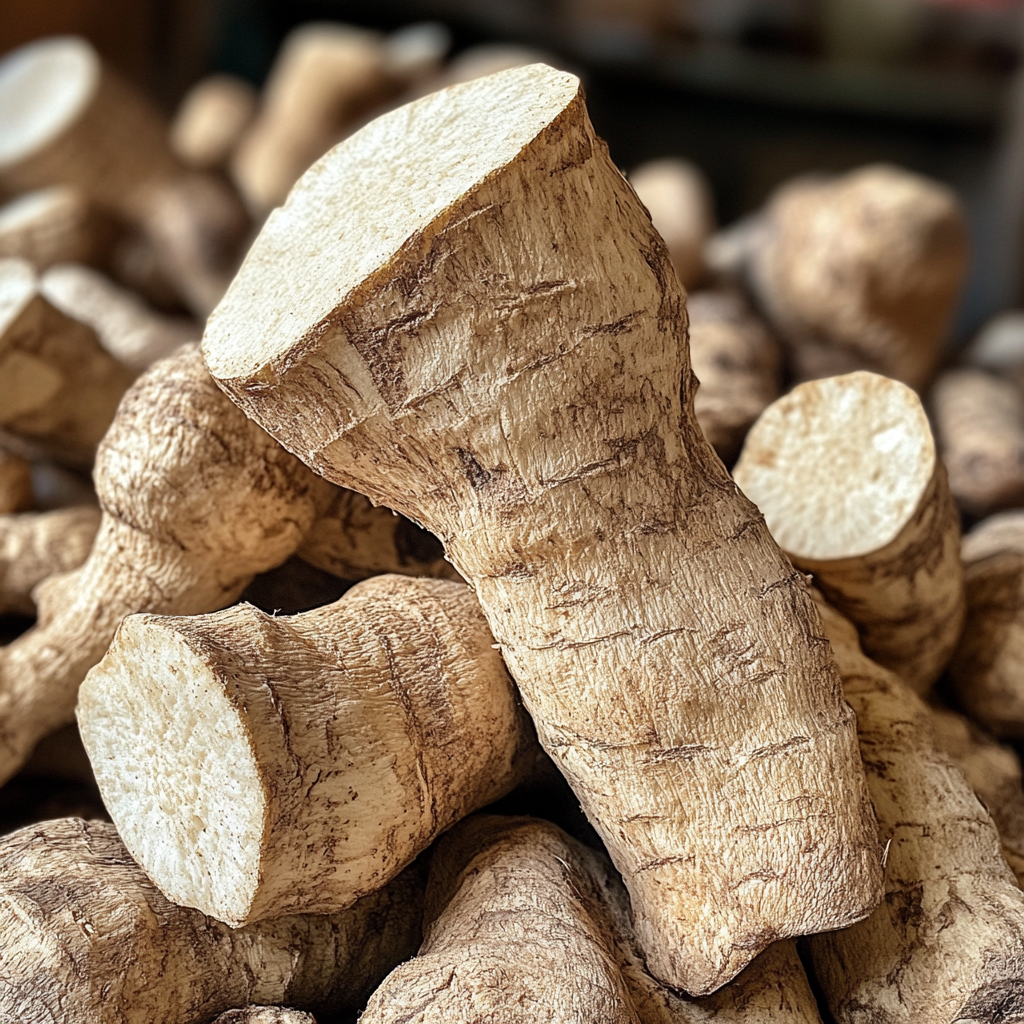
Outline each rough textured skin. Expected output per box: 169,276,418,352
0,818,424,1024
213,1011,316,1024
734,372,964,694
807,596,1024,1024
0,185,114,269
297,487,458,582
0,344,331,787
929,704,1024,886
171,74,258,172
363,816,824,1024
0,505,100,615
686,290,780,465
734,166,968,389
202,63,883,994
931,368,1024,520
0,258,134,467
0,37,248,316
949,510,1024,738
41,263,197,371
0,448,31,513
79,574,537,926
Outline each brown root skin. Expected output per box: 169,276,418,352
78,574,538,927
686,289,781,465
739,165,968,390
213,1011,316,1024
807,595,1024,1024
0,449,31,514
0,818,424,1024
734,371,964,693
0,258,134,468
0,505,100,616
204,62,883,996
931,368,1024,520
171,74,259,172
364,815,824,1024
0,344,331,787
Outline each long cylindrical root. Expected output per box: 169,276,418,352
930,367,1024,520
0,449,31,514
363,815,825,1024
928,704,1024,885
806,596,1024,1024
726,165,968,389
0,258,134,467
629,159,714,289
686,289,781,465
0,506,100,615
171,74,258,172
0,185,115,269
734,370,964,693
79,574,536,926
0,818,424,1024
41,263,196,371
0,36,248,316
949,510,1024,737
0,344,332,786
203,63,883,995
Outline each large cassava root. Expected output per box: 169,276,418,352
0,185,115,269
806,596,1024,1024
203,62,883,995
0,818,424,1023
0,344,331,787
78,573,535,926
363,815,824,1024
734,371,964,693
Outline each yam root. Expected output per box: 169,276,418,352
0,185,114,269
734,371,964,693
0,818,424,1024
722,165,968,389
363,815,824,1024
0,344,331,786
213,1012,316,1024
0,506,100,616
0,36,248,316
686,289,781,465
629,158,714,289
806,596,1024,1024
78,574,536,926
41,262,196,371
931,367,1024,520
170,74,258,172
949,510,1024,738
0,449,31,514
0,258,134,467
203,63,883,995
963,310,1024,392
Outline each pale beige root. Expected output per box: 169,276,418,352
686,289,781,465
806,595,1024,1024
931,367,1024,519
928,704,1024,885
0,36,248,317
203,64,883,995
0,258,134,467
79,573,536,926
733,165,968,389
297,487,459,582
382,23,451,88
231,24,390,215
41,262,197,371
0,185,115,269
213,1011,316,1024
171,74,258,171
965,311,1024,392
629,159,714,289
948,510,1024,738
0,505,100,615
0,448,31,513
0,818,424,1024
734,371,964,693
0,344,332,787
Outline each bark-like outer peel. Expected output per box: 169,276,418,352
0,818,424,1024
0,448,31,513
78,574,536,926
807,596,1024,1024
203,63,883,994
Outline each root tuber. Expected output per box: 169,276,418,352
171,74,258,173
0,185,114,269
734,370,964,693
0,448,31,513
213,1011,316,1024
203,63,883,995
